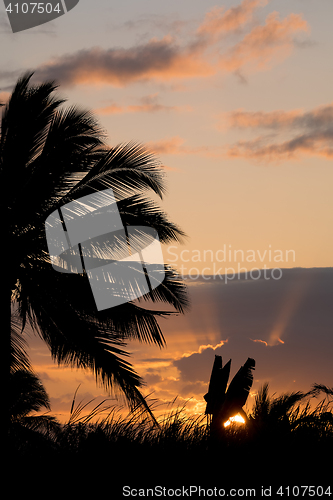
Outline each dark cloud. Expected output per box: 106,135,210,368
228,129,333,160
144,373,163,384
180,381,207,398
169,268,333,396
32,32,214,89
226,103,333,160
25,268,333,416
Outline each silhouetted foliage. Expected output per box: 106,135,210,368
204,355,255,437
3,73,188,418
10,383,333,490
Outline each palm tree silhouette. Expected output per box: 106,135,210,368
3,73,188,418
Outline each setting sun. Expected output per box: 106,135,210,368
224,414,246,427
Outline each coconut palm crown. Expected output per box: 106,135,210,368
2,73,188,417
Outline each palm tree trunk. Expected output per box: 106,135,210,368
4,230,13,425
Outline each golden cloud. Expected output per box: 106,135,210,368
197,0,268,37
220,11,309,73
33,1,309,87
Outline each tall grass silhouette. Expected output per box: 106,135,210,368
10,382,333,489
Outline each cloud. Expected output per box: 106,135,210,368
26,268,333,419
174,341,229,382
95,93,190,115
94,103,124,115
146,136,187,155
226,103,333,129
225,103,333,160
121,14,189,38
170,268,333,397
220,11,309,73
197,0,268,37
250,338,268,346
33,37,213,87
28,1,308,88
228,131,333,160
146,135,227,158
226,108,303,129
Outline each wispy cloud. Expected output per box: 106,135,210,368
197,0,268,37
219,11,309,73
146,136,187,155
180,340,228,359
146,136,226,158
133,101,333,161
228,131,333,160
226,104,333,129
225,103,333,161
95,93,191,115
30,0,308,88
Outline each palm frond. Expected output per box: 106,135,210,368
62,142,166,202
6,114,105,227
18,414,60,435
133,265,189,314
1,72,64,207
10,309,32,373
9,369,51,419
16,261,163,418
117,195,186,243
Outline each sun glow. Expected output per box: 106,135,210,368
223,414,246,427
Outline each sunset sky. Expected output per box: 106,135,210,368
2,0,332,421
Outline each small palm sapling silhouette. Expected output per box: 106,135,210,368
204,355,255,437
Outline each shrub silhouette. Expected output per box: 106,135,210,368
10,382,333,489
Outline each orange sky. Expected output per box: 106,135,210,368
26,268,333,423
2,1,332,271
2,0,332,422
